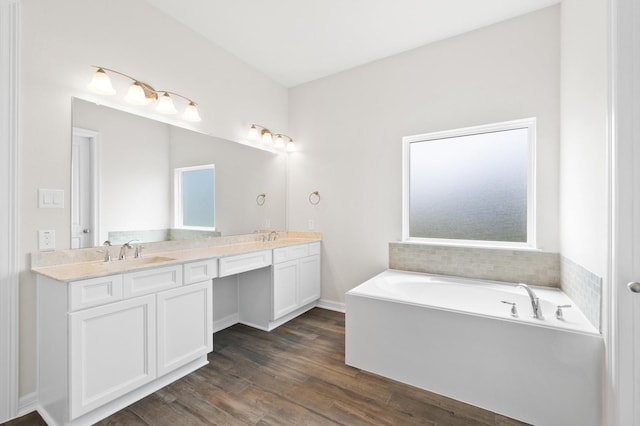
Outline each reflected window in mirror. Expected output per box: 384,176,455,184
174,164,215,230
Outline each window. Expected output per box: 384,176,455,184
174,164,215,230
402,118,536,248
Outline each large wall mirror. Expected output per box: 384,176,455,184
71,98,287,249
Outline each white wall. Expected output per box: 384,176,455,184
19,0,288,396
559,0,608,278
288,7,561,304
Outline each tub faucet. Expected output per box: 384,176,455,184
517,283,543,319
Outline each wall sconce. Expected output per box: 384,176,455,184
88,66,201,122
247,124,295,152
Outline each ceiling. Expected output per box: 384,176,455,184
145,0,561,88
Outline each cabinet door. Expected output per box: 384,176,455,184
299,255,321,306
272,259,299,320
69,295,156,419
157,281,213,376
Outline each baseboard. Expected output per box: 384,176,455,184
213,313,240,333
317,299,345,313
17,392,38,417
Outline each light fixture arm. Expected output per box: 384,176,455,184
250,124,271,133
274,133,293,143
154,90,198,106
91,65,157,98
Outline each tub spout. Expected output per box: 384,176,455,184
517,283,543,319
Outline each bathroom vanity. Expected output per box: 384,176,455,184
33,234,321,426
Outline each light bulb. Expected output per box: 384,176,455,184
286,140,295,152
183,102,201,122
261,129,273,144
125,82,151,105
247,125,259,141
274,134,285,149
156,92,177,114
88,68,115,95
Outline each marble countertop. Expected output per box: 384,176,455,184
32,236,321,282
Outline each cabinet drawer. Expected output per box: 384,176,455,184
273,244,309,264
218,250,272,277
183,259,218,285
69,275,124,311
123,265,182,299
308,242,321,255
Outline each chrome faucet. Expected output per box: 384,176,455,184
102,240,112,262
119,239,139,260
269,231,278,242
517,283,543,319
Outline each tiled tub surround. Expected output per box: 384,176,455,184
561,256,602,331
32,231,321,276
389,242,602,331
389,242,560,286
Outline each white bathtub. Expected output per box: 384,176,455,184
346,270,603,426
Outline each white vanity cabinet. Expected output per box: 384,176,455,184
235,242,322,331
37,263,213,426
272,242,321,320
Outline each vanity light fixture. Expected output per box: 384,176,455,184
247,124,295,152
88,66,201,122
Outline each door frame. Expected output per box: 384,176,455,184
72,127,101,248
0,0,20,422
608,0,639,424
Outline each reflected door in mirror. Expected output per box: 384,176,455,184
71,128,100,248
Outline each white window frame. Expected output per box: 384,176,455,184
173,164,216,231
402,118,537,249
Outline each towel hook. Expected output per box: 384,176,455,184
256,193,266,206
308,191,320,205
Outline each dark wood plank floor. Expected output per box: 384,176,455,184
4,308,530,426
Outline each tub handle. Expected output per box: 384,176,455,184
501,301,518,317
555,304,572,320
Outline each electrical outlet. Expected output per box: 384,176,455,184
308,219,315,230
264,218,271,228
38,229,56,251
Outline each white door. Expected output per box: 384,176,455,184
611,0,640,423
71,128,99,248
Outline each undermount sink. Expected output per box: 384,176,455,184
98,256,176,269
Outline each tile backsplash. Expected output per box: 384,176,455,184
560,256,601,331
389,242,560,287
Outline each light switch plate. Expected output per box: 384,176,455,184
38,188,64,208
38,230,56,251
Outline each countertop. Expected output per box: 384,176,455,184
32,237,321,282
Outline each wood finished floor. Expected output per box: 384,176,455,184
5,308,530,426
